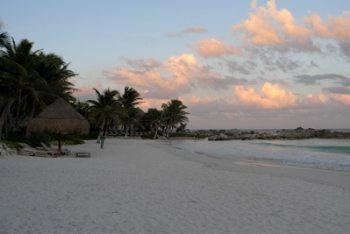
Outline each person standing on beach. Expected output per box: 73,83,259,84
100,135,105,149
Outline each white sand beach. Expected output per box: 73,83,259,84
1,138,350,233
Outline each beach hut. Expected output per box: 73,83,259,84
27,98,90,153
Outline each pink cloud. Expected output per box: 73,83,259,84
233,0,311,46
303,93,328,107
330,93,350,106
139,98,168,111
178,95,236,118
233,0,350,57
107,54,239,99
196,38,240,58
305,12,350,41
74,81,103,100
234,82,299,109
106,54,199,99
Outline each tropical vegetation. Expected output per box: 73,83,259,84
86,87,189,139
0,30,75,140
0,29,189,144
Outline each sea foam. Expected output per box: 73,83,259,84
172,139,350,172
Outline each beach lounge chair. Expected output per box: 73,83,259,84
40,142,69,156
18,143,50,157
74,151,91,158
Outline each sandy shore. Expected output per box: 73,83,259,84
1,138,350,233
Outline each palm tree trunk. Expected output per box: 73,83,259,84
153,129,158,139
58,133,62,153
0,114,6,140
15,89,22,128
166,126,170,138
0,99,15,139
100,119,106,136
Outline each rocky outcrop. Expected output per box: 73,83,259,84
206,127,350,141
208,133,229,141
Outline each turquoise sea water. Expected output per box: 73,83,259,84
171,139,350,172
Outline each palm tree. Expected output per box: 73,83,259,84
119,86,143,137
73,100,91,118
119,86,142,109
88,88,121,136
119,107,144,137
35,52,76,102
142,108,162,139
161,99,189,138
0,38,44,135
0,37,76,137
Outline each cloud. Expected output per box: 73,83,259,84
339,42,350,59
324,86,350,95
233,0,312,48
330,93,350,106
106,54,240,99
225,60,257,75
302,93,328,107
196,38,240,58
107,57,190,99
234,82,299,109
249,47,301,72
304,12,350,58
183,27,207,34
74,80,103,101
138,98,168,111
233,0,350,59
184,96,234,115
305,12,350,41
310,61,319,68
123,58,161,71
295,73,350,85
168,26,207,37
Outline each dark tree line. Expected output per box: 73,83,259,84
85,87,189,138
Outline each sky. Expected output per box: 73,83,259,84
1,0,350,129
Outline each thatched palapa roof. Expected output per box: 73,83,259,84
27,98,90,135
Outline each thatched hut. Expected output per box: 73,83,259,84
27,98,90,152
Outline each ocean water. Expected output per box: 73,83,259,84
171,139,350,172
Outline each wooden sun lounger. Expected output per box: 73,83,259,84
40,142,69,156
18,143,50,157
74,151,91,158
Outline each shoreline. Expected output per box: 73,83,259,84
155,140,350,191
167,137,350,173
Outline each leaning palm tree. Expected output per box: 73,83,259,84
161,99,189,138
88,88,121,136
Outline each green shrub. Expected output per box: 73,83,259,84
82,130,99,140
63,134,85,145
27,132,51,147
